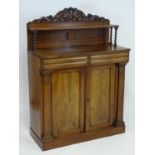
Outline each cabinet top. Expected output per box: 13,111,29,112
29,45,130,59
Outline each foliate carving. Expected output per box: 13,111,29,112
33,15,54,23
53,7,86,22
32,7,109,23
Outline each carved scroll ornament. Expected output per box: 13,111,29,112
31,7,109,23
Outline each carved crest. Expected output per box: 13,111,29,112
32,7,109,23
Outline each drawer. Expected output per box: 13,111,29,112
90,52,129,65
42,56,87,69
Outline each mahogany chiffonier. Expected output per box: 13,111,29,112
27,7,130,151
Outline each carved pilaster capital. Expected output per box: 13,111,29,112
118,62,127,67
40,70,52,76
40,70,52,83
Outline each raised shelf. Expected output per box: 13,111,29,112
27,22,118,31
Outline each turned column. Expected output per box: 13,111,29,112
115,63,126,127
41,70,53,139
110,26,113,45
114,26,119,47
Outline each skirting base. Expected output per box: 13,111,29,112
30,124,125,151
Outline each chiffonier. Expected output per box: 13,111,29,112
27,7,130,150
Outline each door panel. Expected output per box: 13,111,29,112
86,65,115,131
52,68,85,137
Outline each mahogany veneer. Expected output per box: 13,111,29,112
27,7,130,151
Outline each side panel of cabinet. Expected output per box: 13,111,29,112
52,68,85,137
86,65,116,131
28,53,43,138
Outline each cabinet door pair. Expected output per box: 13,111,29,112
51,64,116,137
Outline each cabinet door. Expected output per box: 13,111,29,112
52,68,85,137
86,65,116,131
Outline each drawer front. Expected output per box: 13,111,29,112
90,53,129,65
42,56,87,70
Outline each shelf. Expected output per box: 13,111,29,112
27,21,119,31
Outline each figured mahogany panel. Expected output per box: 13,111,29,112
52,68,85,137
90,67,110,125
86,65,116,131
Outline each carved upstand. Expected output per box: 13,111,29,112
27,7,130,150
